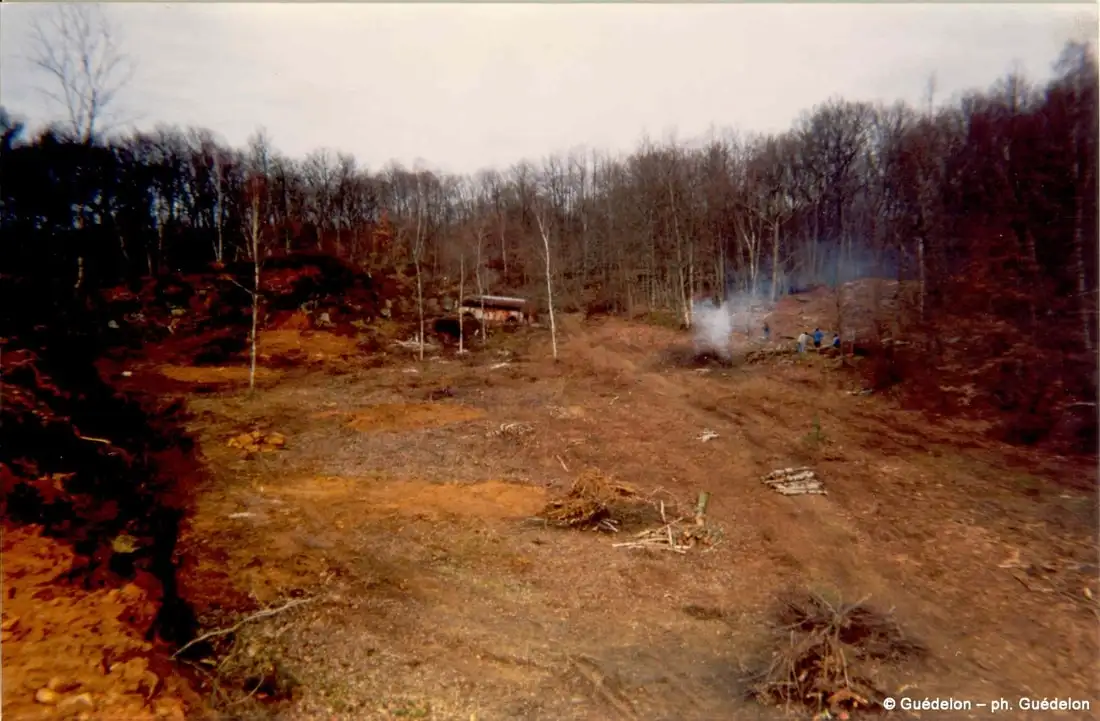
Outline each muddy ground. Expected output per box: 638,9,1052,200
4,315,1098,720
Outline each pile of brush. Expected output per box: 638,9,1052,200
536,470,653,532
612,491,721,554
660,344,738,369
748,592,926,718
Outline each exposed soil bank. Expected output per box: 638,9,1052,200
1,274,207,718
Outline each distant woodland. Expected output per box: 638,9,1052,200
2,8,1097,447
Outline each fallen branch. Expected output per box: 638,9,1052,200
172,597,315,659
76,434,112,445
762,467,826,496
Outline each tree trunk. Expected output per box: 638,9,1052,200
1073,159,1093,351
415,259,425,361
156,220,165,276
415,190,426,362
215,166,225,263
458,252,466,354
475,233,487,341
536,213,559,360
248,193,261,394
499,212,508,280
770,221,781,302
917,235,926,321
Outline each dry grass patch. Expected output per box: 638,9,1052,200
344,402,485,433
271,476,547,522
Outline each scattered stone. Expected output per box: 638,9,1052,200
154,698,186,720
697,429,719,442
35,688,60,705
57,693,95,714
227,429,288,454
111,533,140,554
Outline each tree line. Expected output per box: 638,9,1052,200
2,36,1096,351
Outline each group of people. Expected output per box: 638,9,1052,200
761,322,839,353
797,327,840,354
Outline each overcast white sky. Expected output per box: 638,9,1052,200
0,2,1095,173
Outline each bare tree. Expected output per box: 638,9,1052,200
237,130,272,392
413,172,428,361
29,5,133,144
534,204,559,361
1056,40,1098,352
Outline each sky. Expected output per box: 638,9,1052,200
0,2,1095,174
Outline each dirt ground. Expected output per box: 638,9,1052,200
5,317,1099,720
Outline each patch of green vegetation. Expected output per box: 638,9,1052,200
638,310,682,330
388,699,432,718
802,413,826,447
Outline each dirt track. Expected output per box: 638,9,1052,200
5,318,1098,720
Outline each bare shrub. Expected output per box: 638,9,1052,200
747,592,926,716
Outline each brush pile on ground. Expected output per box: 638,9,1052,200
537,470,658,532
661,344,739,369
748,592,926,718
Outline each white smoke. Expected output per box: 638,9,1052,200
692,299,733,358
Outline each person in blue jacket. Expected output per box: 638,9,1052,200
812,328,824,348
832,334,840,349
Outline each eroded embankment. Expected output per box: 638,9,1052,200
1,275,207,719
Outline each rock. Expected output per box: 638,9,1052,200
317,311,333,327
111,533,139,554
154,698,185,720
57,693,95,715
228,433,253,448
107,320,120,329
35,688,61,705
266,432,286,447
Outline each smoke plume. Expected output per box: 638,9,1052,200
692,299,733,359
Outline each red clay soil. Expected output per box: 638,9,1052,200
4,271,1096,720
2,526,201,721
